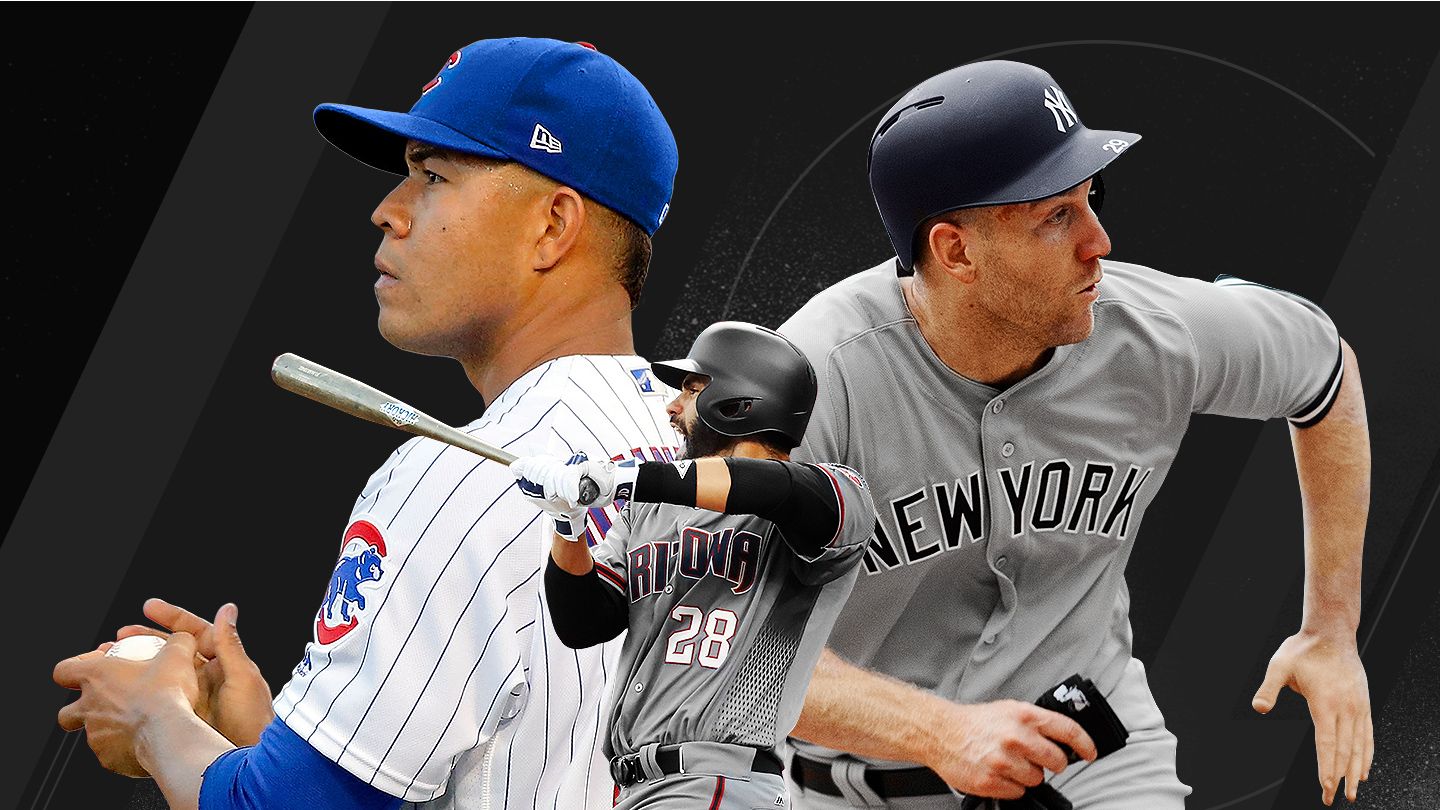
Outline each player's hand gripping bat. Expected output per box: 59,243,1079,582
271,353,601,505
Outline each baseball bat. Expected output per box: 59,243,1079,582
270,353,601,505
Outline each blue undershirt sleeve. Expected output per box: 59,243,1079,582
199,717,403,810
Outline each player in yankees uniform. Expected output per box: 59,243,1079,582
55,37,681,810
509,322,877,809
777,61,1372,808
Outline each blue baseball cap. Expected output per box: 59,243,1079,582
314,37,678,235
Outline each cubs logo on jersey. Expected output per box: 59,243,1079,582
315,518,388,644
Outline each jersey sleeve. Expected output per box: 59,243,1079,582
1181,274,1343,426
588,503,633,597
785,343,852,465
785,462,875,584
271,440,536,802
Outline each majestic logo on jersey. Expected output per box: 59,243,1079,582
381,401,420,427
862,459,1154,575
316,519,389,644
530,123,563,154
630,367,659,395
1043,85,1078,133
627,526,763,600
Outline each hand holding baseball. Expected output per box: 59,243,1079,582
114,599,274,747
54,631,206,777
923,699,1096,800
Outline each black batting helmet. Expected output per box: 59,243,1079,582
651,321,817,447
869,60,1141,271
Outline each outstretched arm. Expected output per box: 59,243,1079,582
514,455,850,556
1252,338,1372,806
633,457,847,556
792,648,1097,800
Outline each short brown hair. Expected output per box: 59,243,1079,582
588,202,653,309
910,207,990,274
471,155,656,308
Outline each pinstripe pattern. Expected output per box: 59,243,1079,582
272,356,680,807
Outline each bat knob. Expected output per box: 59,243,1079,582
578,477,600,506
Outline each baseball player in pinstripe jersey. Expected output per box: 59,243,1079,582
509,322,878,809
777,61,1373,809
55,37,682,810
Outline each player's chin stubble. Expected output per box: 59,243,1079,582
675,417,731,460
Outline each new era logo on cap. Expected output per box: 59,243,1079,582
530,123,562,154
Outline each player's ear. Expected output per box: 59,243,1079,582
533,186,586,271
924,220,978,283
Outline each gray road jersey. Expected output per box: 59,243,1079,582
779,259,1340,714
591,463,875,758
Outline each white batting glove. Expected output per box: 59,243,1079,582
512,453,584,511
512,453,593,542
512,453,637,510
546,504,592,542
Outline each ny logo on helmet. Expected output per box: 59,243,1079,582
1043,86,1078,133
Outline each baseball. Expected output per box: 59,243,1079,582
104,634,167,662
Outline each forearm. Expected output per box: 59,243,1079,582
134,694,237,810
550,533,594,575
791,648,946,766
634,459,840,554
546,541,627,648
1289,340,1369,635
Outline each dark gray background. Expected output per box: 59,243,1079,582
4,5,1437,809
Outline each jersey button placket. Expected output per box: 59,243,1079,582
978,400,1015,658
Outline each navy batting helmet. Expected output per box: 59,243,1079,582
869,60,1141,271
651,322,817,447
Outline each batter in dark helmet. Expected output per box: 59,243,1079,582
507,320,876,810
651,321,818,459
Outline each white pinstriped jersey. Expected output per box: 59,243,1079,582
273,355,681,807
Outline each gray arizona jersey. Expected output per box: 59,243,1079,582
778,259,1341,723
590,463,875,758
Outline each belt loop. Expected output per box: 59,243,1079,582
637,742,665,783
831,758,886,808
